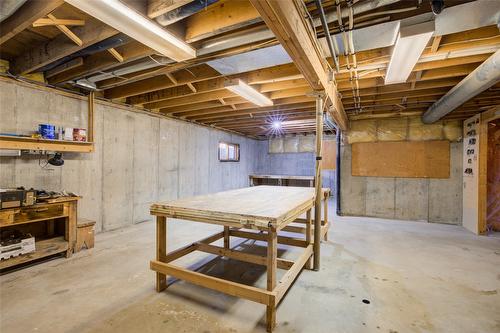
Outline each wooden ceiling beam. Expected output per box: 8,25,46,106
128,63,301,105
147,0,193,19
249,0,347,130
184,0,262,43
47,41,155,84
0,0,64,45
104,64,221,99
11,18,118,74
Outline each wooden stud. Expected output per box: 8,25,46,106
305,209,312,269
33,18,85,27
431,35,442,53
88,91,94,143
107,48,124,62
156,216,167,292
166,73,178,85
313,94,323,271
223,226,230,249
150,260,274,305
47,14,83,46
0,0,64,45
266,227,277,332
187,82,197,92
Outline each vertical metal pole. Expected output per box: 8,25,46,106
313,94,323,271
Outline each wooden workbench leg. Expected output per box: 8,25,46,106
64,201,77,258
224,226,230,249
156,216,167,292
323,197,329,241
305,209,312,269
266,227,277,332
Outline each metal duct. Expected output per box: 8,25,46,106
313,0,400,27
155,0,218,26
422,49,500,124
38,34,131,72
0,0,28,23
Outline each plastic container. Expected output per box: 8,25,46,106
38,124,56,139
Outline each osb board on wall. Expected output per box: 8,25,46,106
322,140,336,170
352,140,450,178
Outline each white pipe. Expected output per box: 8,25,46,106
422,49,500,124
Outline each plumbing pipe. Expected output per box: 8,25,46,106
315,0,340,72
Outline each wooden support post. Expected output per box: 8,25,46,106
156,216,167,292
305,209,312,269
223,226,230,249
88,91,94,143
266,227,277,332
323,194,329,241
313,94,323,271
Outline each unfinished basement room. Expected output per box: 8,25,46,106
0,0,499,332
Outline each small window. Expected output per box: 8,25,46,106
218,142,240,162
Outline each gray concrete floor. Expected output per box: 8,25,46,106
1,202,500,333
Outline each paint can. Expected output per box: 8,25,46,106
38,124,56,139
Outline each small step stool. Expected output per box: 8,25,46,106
76,218,95,252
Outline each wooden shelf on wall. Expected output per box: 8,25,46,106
0,135,94,153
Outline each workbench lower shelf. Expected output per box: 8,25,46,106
0,237,68,270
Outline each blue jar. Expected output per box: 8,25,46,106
39,124,56,139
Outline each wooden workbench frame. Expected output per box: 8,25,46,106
150,191,330,332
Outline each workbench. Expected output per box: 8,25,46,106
0,197,78,270
249,174,315,187
149,186,330,332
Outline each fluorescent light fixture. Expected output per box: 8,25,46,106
65,0,196,62
224,79,273,107
385,21,435,84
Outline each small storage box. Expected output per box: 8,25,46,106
76,219,95,252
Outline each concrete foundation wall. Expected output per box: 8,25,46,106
340,143,463,224
0,79,260,232
255,140,336,194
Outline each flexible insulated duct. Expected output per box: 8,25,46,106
422,49,500,124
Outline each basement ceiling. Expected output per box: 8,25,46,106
0,0,498,138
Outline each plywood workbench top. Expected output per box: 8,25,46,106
150,186,326,229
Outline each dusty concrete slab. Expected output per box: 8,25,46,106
1,202,499,333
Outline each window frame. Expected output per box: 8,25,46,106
218,142,240,162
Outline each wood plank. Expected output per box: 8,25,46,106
322,139,336,170
11,19,118,74
148,0,192,18
150,260,275,305
0,237,68,270
0,0,64,45
249,0,347,130
275,244,313,304
230,229,308,248
33,18,85,27
184,0,261,43
0,135,93,153
151,186,315,229
351,141,450,178
156,216,167,291
266,228,277,332
47,14,82,46
107,48,124,62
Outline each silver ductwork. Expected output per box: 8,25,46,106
422,50,500,124
155,0,218,26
